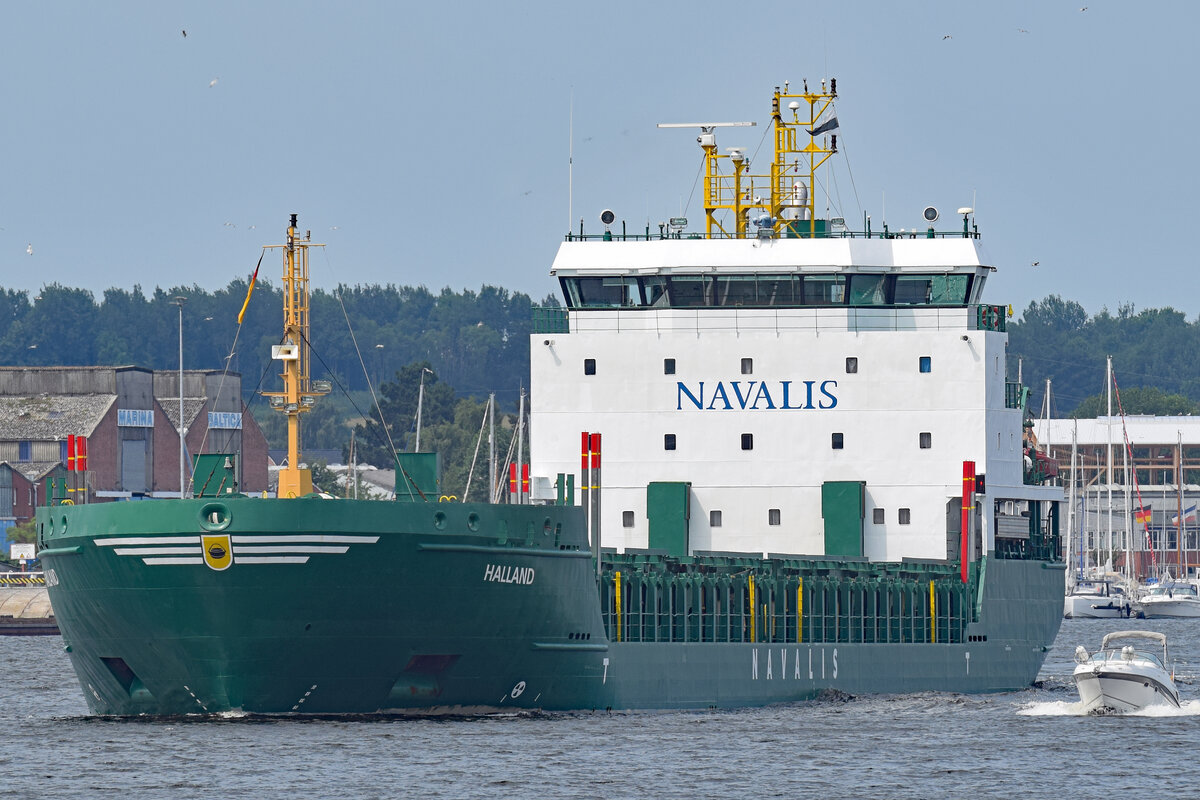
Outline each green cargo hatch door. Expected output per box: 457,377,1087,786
822,480,865,557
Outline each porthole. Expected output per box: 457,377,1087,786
434,511,447,530
467,512,480,531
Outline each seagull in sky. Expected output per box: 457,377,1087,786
1018,28,1029,33
181,29,187,38
1079,6,1087,10
209,78,219,88
26,244,32,255
943,34,952,40
1031,261,1039,267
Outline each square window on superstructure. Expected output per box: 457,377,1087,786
741,433,753,450
873,508,885,525
919,356,932,373
832,433,844,449
622,511,634,528
664,434,677,451
584,358,596,375
920,432,932,449
710,510,722,527
899,508,911,525
664,358,676,375
768,508,781,526
845,357,858,374
741,358,753,375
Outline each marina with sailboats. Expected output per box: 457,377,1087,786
1034,359,1200,618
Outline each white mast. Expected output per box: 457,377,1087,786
1106,355,1113,575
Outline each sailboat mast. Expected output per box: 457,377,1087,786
1106,355,1113,574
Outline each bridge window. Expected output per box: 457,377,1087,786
801,275,846,305
716,275,759,306
666,276,713,307
563,276,640,308
848,274,890,306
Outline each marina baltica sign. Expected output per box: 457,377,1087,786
676,380,838,410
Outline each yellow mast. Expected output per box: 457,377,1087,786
698,81,838,238
261,214,329,498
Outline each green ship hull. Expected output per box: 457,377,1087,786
38,497,1063,715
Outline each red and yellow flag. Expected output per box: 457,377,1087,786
237,251,264,325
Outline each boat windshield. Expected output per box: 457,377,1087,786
1093,649,1166,671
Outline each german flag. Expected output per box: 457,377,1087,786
1134,505,1152,525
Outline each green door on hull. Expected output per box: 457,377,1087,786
822,480,865,557
647,481,690,557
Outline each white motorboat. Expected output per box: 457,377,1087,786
1135,582,1200,618
1064,579,1132,619
1073,630,1180,713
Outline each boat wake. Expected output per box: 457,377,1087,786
1018,699,1200,717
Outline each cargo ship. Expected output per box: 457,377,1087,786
37,83,1064,715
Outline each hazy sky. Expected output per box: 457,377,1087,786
3,1,1195,317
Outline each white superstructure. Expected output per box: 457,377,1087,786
528,85,1060,565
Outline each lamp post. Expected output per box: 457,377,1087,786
172,296,187,498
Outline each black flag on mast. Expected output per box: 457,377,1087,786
807,115,839,136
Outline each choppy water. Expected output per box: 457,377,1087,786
4,618,1200,799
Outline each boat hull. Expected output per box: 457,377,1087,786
39,499,1064,715
1073,666,1180,713
1063,594,1131,619
1137,598,1200,618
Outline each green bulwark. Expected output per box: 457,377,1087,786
395,453,440,501
647,481,691,557
822,480,865,557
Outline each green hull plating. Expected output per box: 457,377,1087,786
37,498,1063,715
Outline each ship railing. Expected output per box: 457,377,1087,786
599,554,970,646
563,229,981,242
559,306,977,335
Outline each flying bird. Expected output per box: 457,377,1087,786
1031,261,1039,267
209,78,218,88
26,244,32,256
1018,28,1029,33
181,29,187,38
1079,6,1087,10
943,34,952,40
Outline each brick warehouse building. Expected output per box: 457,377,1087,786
0,366,268,535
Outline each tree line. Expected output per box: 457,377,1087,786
1008,296,1200,418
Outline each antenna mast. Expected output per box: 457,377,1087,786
262,214,330,498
